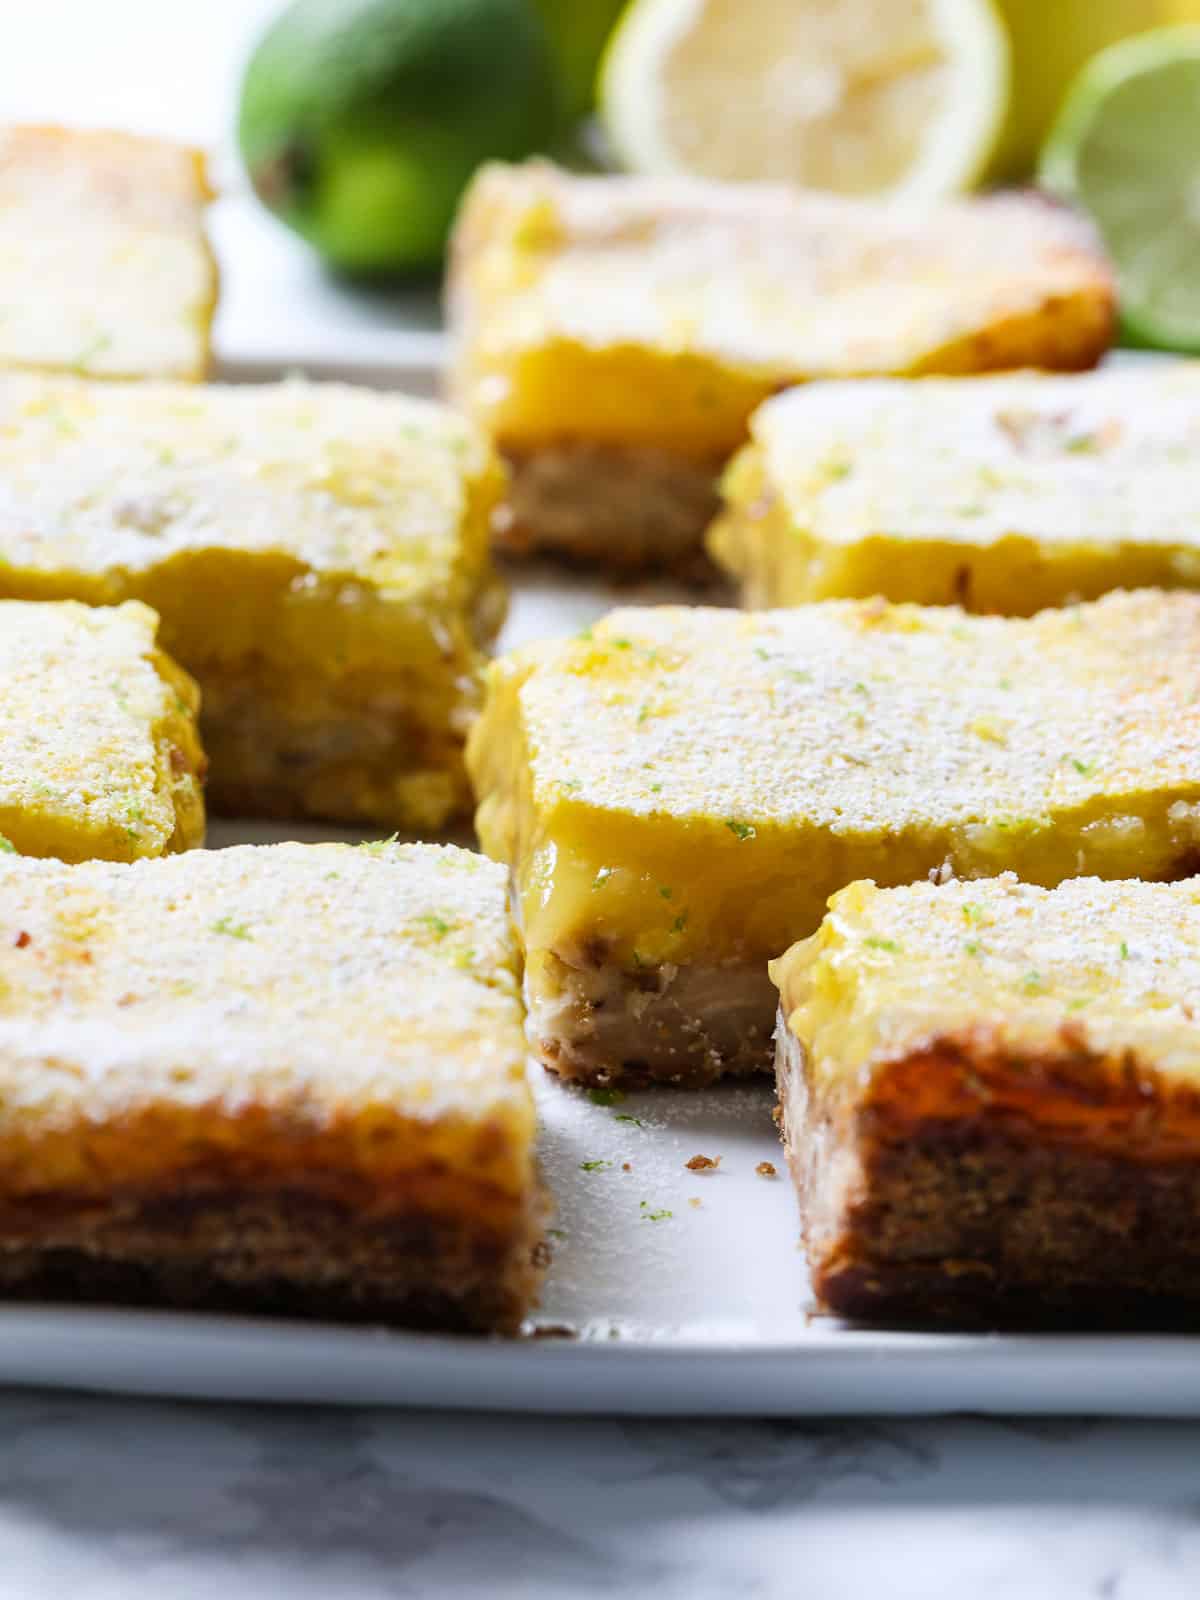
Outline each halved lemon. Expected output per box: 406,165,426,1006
598,0,1010,201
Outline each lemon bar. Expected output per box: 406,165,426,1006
714,367,1200,611
469,590,1200,1088
447,160,1114,573
0,599,203,861
0,125,216,381
0,842,544,1333
0,373,506,828
773,874,1200,1327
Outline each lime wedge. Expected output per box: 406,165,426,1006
1040,26,1200,352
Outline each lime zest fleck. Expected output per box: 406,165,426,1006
672,912,689,934
0,835,15,854
588,1088,625,1107
579,1159,612,1173
725,819,756,842
1120,940,1131,960
593,866,614,889
358,833,399,854
639,1201,672,1222
864,936,901,953
70,331,112,372
211,916,252,941
614,1113,645,1128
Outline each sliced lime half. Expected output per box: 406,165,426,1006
1040,26,1200,352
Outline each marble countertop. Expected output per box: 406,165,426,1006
0,1393,1196,1598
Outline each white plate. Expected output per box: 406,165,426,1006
0,309,1188,1416
9,1007,1200,1414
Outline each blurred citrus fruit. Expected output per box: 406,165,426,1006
1040,25,1200,351
531,0,629,122
986,0,1166,180
237,0,558,275
598,0,1009,201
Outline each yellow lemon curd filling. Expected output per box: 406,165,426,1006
0,374,506,827
713,368,1200,613
470,592,1200,1061
448,160,1114,461
0,598,204,863
773,874,1200,1114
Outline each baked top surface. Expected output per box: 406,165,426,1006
773,873,1200,1093
452,161,1110,376
740,367,1200,548
0,374,497,599
0,842,529,1137
0,124,215,381
0,598,202,861
494,591,1200,836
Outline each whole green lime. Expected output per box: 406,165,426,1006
237,0,558,275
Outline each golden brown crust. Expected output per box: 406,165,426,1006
496,442,725,578
0,1182,549,1335
529,952,775,1088
780,1021,1200,1328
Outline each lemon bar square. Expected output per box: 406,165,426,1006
447,160,1114,573
469,590,1200,1088
0,598,203,861
0,374,507,828
713,367,1200,611
0,125,216,381
773,874,1200,1328
0,842,544,1333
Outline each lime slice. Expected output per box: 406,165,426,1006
598,0,1010,201
1040,26,1200,352
986,0,1162,183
